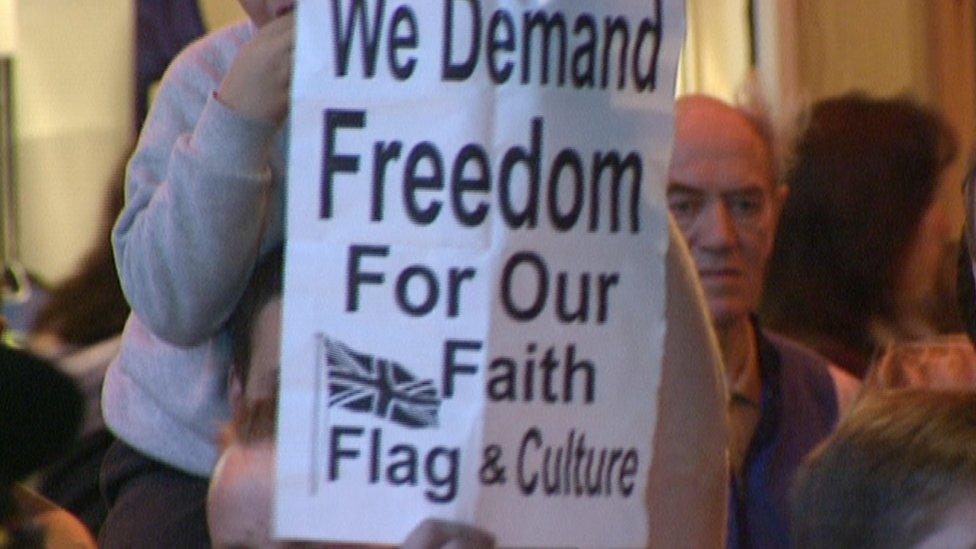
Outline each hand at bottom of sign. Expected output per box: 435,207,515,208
401,519,495,549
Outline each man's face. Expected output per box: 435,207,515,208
667,97,784,327
238,0,295,27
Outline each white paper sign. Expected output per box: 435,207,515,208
277,1,684,546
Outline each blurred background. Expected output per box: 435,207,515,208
2,0,244,283
0,0,974,329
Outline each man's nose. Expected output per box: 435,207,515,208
696,201,738,251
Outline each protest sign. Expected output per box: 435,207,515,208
277,1,685,546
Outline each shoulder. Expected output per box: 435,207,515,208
761,328,832,374
826,364,860,418
761,328,862,417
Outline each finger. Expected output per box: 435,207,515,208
265,19,296,58
402,520,495,549
442,540,494,549
401,519,452,549
263,10,296,38
440,528,495,549
452,526,494,549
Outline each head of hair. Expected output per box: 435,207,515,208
761,93,958,358
677,77,781,190
31,154,130,347
732,72,781,187
865,336,976,391
792,389,976,549
228,247,284,391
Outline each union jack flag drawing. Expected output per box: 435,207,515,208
319,336,441,429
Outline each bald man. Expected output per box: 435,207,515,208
667,95,859,549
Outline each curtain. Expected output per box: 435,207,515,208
677,0,752,102
925,0,976,185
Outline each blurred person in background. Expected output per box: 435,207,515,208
762,94,961,378
865,335,976,392
792,390,976,549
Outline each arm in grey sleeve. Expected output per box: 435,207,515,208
113,52,279,346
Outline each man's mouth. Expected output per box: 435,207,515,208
698,268,742,279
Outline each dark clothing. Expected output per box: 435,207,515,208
98,439,210,548
727,329,839,549
136,0,205,129
40,429,113,538
809,337,871,380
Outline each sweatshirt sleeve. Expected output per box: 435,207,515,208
113,31,279,346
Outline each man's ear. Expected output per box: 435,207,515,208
773,183,790,212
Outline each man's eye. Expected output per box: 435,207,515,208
726,196,763,217
668,197,701,216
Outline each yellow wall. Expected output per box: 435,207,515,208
10,0,245,284
12,0,134,284
8,1,974,282
677,0,751,103
796,0,930,101
198,0,246,30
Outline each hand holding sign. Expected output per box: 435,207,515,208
217,10,295,125
401,519,495,549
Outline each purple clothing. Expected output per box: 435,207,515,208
136,0,205,129
727,328,839,549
